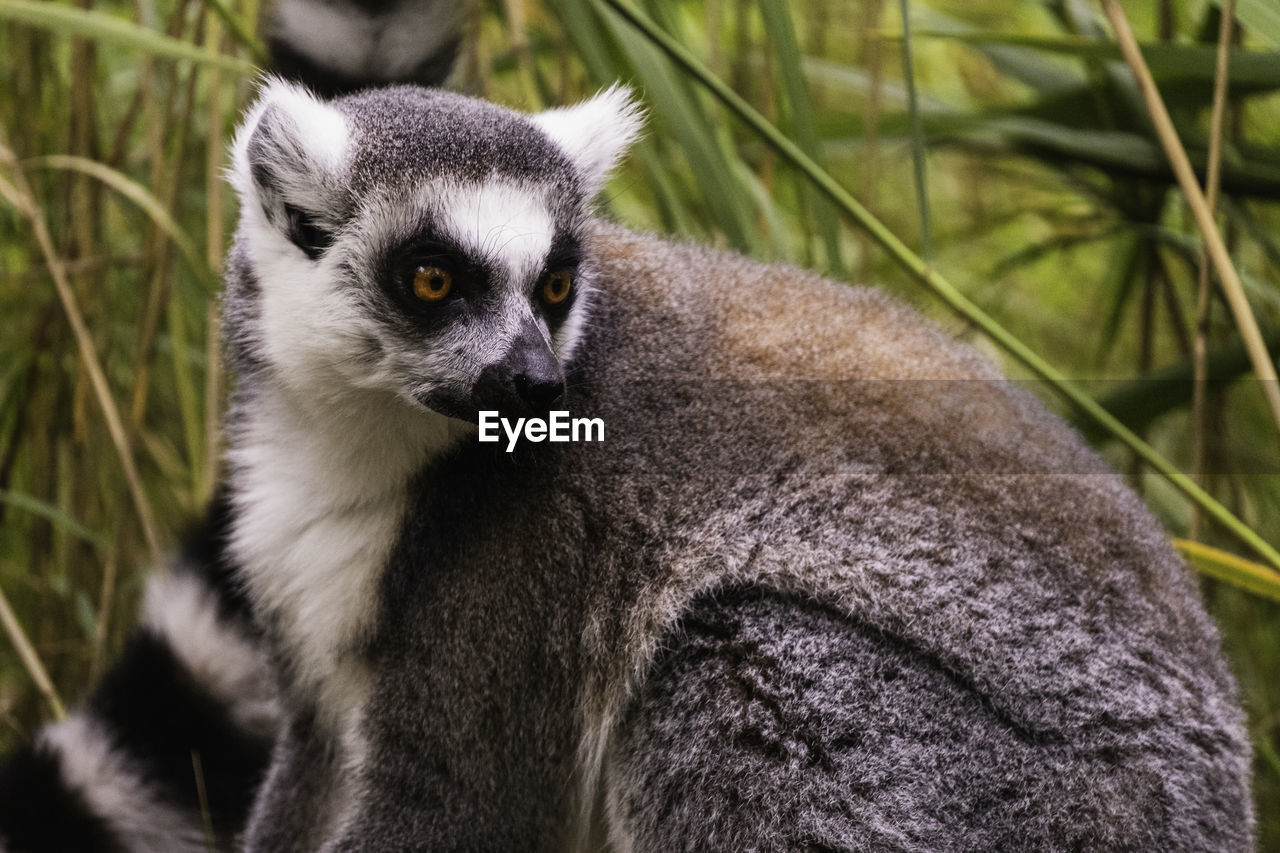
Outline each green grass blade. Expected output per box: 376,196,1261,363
603,3,759,253
1175,539,1280,603
550,0,761,253
896,0,932,260
167,296,204,502
1218,0,1280,47
0,490,104,549
911,31,1280,94
1073,327,1280,440
0,0,256,74
26,155,217,293
594,0,1280,578
913,7,1085,93
757,0,843,275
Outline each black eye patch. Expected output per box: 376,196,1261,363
377,232,493,321
542,231,583,278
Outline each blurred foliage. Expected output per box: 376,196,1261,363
1,0,1278,843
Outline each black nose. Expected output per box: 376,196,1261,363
471,322,565,416
515,374,564,412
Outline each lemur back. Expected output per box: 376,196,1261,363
218,79,1251,850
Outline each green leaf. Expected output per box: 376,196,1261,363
1226,0,1280,47
757,0,843,274
601,2,760,253
942,114,1280,201
550,0,762,253
1072,326,1280,441
1176,539,1280,604
912,31,1280,96
896,0,933,260
913,7,1086,94
0,490,104,548
0,0,256,73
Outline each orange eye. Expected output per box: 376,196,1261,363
413,266,452,302
541,270,573,306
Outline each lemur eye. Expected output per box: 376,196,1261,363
413,266,453,302
541,270,573,306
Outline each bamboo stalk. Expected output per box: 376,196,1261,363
594,0,1280,576
202,6,226,505
0,572,66,721
1100,0,1280,434
197,0,266,65
0,132,164,567
1190,0,1235,539
895,0,931,260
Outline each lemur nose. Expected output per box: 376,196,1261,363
516,374,565,413
471,321,565,417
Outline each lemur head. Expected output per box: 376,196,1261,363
227,78,642,420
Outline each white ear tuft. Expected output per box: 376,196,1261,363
230,75,349,209
531,85,645,197
229,77,351,256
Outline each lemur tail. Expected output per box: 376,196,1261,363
265,0,464,96
0,497,280,853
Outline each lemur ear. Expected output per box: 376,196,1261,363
230,77,350,259
532,85,644,198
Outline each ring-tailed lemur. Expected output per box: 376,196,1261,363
0,4,465,850
220,72,1252,852
2,2,1255,850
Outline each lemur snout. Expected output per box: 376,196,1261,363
473,323,565,416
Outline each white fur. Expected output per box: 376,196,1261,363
434,179,556,286
142,570,280,738
533,86,645,196
228,388,460,734
272,0,459,81
230,78,349,214
39,715,206,853
227,383,467,839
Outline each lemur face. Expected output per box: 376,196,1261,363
229,80,641,420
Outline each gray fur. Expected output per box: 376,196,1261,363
224,84,1253,851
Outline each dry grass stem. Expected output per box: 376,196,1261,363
1190,0,1235,539
0,130,164,567
0,573,65,721
1101,0,1280,434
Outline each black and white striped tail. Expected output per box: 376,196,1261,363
0,498,280,853
266,0,464,96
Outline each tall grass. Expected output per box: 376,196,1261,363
1,0,1279,845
